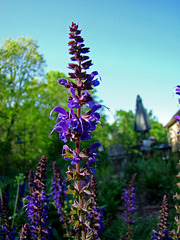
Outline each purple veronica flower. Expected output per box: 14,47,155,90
86,142,101,167
53,121,71,143
121,174,137,240
98,208,104,235
58,78,68,86
163,230,172,239
81,104,102,122
152,230,171,240
122,187,136,224
83,71,101,90
79,90,95,108
52,178,66,219
152,230,158,239
80,104,102,134
68,87,80,109
62,145,81,165
24,191,51,229
49,106,69,121
51,162,67,223
50,104,102,143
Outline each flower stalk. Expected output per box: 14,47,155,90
121,173,137,240
152,195,171,240
24,155,52,239
50,22,102,239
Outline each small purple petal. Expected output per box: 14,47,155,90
90,71,98,78
89,142,101,152
58,78,68,85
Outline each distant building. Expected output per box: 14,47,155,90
165,110,180,152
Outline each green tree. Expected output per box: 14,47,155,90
111,109,141,150
111,109,168,151
0,37,45,141
0,37,46,174
148,110,168,143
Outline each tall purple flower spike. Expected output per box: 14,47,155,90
50,22,103,239
121,174,137,239
24,156,53,239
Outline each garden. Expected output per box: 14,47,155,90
0,22,180,240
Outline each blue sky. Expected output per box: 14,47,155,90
1,0,180,126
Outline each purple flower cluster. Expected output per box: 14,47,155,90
152,195,171,240
62,141,101,172
152,230,171,240
98,208,104,235
85,175,104,239
50,103,102,143
122,178,136,225
24,156,53,239
0,193,16,240
51,161,67,222
121,174,137,240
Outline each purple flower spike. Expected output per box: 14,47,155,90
52,161,67,224
121,174,137,239
152,195,171,240
25,156,53,239
50,22,104,238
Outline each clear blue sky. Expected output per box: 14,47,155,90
1,0,180,126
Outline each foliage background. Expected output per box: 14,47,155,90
0,37,178,239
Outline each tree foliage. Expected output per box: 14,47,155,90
0,38,69,174
110,109,168,151
0,37,45,140
0,37,47,174
0,36,169,176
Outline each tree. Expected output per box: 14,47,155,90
111,110,141,150
0,37,46,174
0,37,46,141
148,110,168,143
111,109,168,152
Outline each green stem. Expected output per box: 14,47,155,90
11,181,19,228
